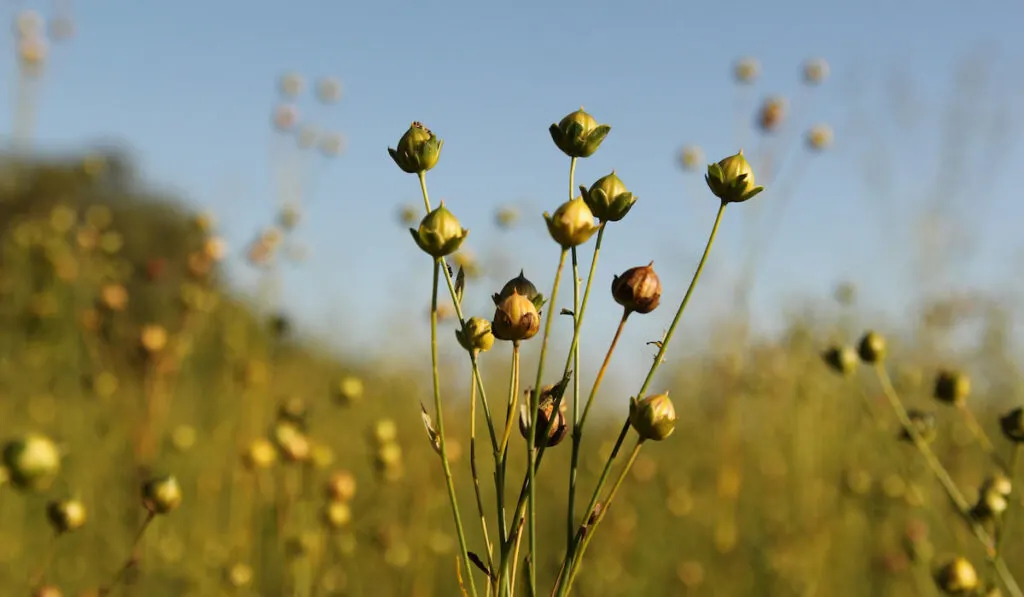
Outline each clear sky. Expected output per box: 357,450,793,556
2,0,1023,387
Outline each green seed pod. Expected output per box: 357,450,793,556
492,270,544,310
544,197,599,248
629,392,677,441
857,330,886,363
611,262,662,314
933,370,970,406
388,122,442,174
142,475,183,515
46,498,87,534
321,500,352,531
325,470,357,502
705,150,764,204
548,107,611,158
455,317,495,353
822,346,858,376
492,290,540,342
971,484,1008,523
409,202,468,258
579,171,637,222
242,438,277,471
334,376,364,406
933,556,978,595
519,389,568,448
900,410,937,444
225,562,254,589
1001,407,1024,443
2,433,61,492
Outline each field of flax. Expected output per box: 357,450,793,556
1,9,1023,597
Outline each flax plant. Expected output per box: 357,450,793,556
390,109,766,596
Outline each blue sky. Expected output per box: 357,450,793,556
2,0,1023,390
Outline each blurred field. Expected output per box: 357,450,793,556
2,6,1024,597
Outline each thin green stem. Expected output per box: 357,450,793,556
561,439,645,595
498,344,522,461
873,363,1021,597
567,243,582,548
468,357,495,577
526,247,568,596
98,511,155,596
567,309,629,551
29,531,61,589
995,444,1022,559
958,403,1003,468
430,260,478,597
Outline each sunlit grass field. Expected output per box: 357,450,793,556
2,8,1023,597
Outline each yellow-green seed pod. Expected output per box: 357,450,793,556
705,150,764,204
579,171,637,222
933,556,978,595
243,438,277,471
334,376,364,406
857,330,886,363
46,498,87,534
492,270,543,308
142,475,183,515
544,197,599,248
455,317,495,353
388,122,443,174
410,202,468,258
491,290,540,342
629,392,677,441
933,370,970,406
548,107,611,158
325,470,357,502
822,346,858,376
321,500,352,531
2,433,61,492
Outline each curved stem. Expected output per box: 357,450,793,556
98,511,155,596
567,309,629,550
468,357,494,576
958,403,1002,468
994,444,1021,562
873,363,1021,597
562,439,645,595
430,260,478,597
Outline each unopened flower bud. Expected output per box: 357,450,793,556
519,390,568,448
900,410,937,444
705,150,764,204
492,271,544,309
857,331,886,363
822,346,858,376
629,392,677,441
142,475,183,514
544,197,598,248
410,202,468,258
611,262,661,314
492,290,540,342
455,317,495,353
579,171,637,222
934,556,978,595
548,107,611,158
46,498,86,533
2,433,61,492
1000,407,1024,443
388,122,443,174
933,370,970,406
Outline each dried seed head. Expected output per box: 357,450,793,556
933,370,970,406
46,498,87,533
757,96,788,134
705,150,764,204
491,290,541,342
629,392,677,441
519,389,568,448
388,121,443,174
142,475,183,515
733,57,760,84
857,330,886,363
544,197,599,248
225,562,253,588
933,556,978,595
611,262,662,314
822,346,858,376
548,107,611,158
2,433,61,492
